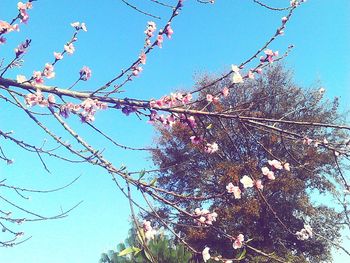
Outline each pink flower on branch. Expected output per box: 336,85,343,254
79,66,92,81
64,43,75,55
205,142,219,154
54,52,63,60
233,234,244,249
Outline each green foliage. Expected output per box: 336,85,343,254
99,230,194,263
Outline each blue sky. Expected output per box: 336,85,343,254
0,0,349,262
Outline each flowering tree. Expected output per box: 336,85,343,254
151,65,346,262
0,0,349,262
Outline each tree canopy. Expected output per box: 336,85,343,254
151,65,348,262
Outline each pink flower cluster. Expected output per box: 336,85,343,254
60,98,107,122
144,21,157,46
194,208,218,225
226,183,241,199
0,21,19,43
261,159,290,180
25,90,55,107
226,176,263,199
143,220,157,241
43,63,55,79
296,224,312,240
260,49,279,64
29,63,55,85
0,21,19,35
17,1,33,23
150,92,192,108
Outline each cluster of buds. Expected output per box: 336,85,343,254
194,208,218,225
25,90,55,107
15,39,31,57
290,0,306,7
142,220,156,241
296,224,313,240
144,21,156,46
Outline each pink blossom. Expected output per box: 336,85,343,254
157,34,164,48
43,63,55,79
16,75,27,83
139,52,147,64
262,166,275,179
54,52,63,60
205,142,219,154
48,94,56,105
17,2,30,23
142,220,156,241
32,71,44,84
132,66,143,76
240,175,254,188
226,182,235,193
248,70,255,79
268,159,283,170
194,208,202,216
222,86,229,97
226,183,242,199
231,65,244,84
79,66,92,81
145,21,157,38
284,162,290,171
255,179,263,190
261,167,270,175
206,94,213,102
165,24,174,38
233,234,244,249
267,171,275,180
202,247,211,262
71,22,87,32
25,90,47,107
282,16,288,23
81,23,87,32
64,43,75,55
256,68,263,74
182,93,192,104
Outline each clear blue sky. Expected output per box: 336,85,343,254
0,0,349,262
